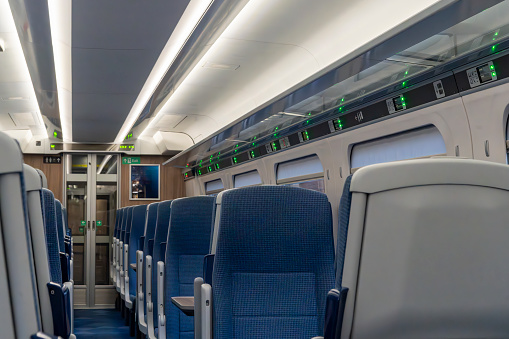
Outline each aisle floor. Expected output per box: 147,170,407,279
74,308,131,339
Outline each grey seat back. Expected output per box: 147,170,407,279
340,158,509,339
0,133,41,337
24,164,54,334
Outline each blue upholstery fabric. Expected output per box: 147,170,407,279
152,200,172,326
164,196,215,339
114,209,121,239
123,207,134,245
336,175,352,289
41,188,62,284
63,207,69,233
118,208,126,240
55,200,65,253
212,186,334,338
143,203,159,317
128,205,147,299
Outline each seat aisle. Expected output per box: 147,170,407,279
74,308,131,339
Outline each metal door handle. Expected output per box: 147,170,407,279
92,220,96,231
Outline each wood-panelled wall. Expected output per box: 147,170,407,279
23,154,63,201
120,155,186,207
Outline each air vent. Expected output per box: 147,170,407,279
8,112,37,126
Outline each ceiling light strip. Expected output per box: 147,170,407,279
48,0,72,142
114,0,215,144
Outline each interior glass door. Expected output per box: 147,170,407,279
65,154,119,307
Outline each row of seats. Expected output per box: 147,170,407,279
0,131,74,338
111,156,509,338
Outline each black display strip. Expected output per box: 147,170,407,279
455,52,509,92
193,74,459,177
183,170,194,180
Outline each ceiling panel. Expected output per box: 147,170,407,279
72,0,190,50
71,0,190,142
72,48,155,94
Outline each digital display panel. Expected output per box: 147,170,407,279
130,164,160,200
477,63,494,83
392,96,406,111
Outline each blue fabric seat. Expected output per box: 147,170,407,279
121,207,134,300
138,202,159,335
54,200,70,282
164,196,215,339
210,186,335,338
42,189,63,285
115,208,126,291
127,205,147,304
54,200,65,254
147,200,172,337
41,188,72,338
112,209,121,281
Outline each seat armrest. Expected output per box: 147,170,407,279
119,241,125,298
124,243,132,308
147,239,154,256
324,287,348,339
146,255,156,339
194,278,203,338
136,250,147,334
157,261,166,339
47,282,71,339
203,254,214,285
159,242,167,258
200,283,212,339
138,236,145,251
59,252,70,282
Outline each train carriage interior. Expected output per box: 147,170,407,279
2,0,509,338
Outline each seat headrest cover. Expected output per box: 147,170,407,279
351,158,509,193
0,131,23,174
35,169,48,188
23,164,42,192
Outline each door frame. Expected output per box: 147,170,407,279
63,153,121,307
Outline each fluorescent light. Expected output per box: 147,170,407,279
114,0,214,144
278,111,306,117
48,0,72,142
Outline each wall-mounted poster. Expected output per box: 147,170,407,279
130,164,160,200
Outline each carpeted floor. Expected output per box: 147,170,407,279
74,308,131,339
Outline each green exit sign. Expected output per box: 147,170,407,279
79,227,84,233
96,220,102,227
122,157,140,165
81,220,86,226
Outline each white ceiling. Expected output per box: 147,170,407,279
2,0,505,155
140,0,453,145
0,0,45,141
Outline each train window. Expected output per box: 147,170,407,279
350,125,446,172
276,155,325,193
205,178,224,196
234,170,262,188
